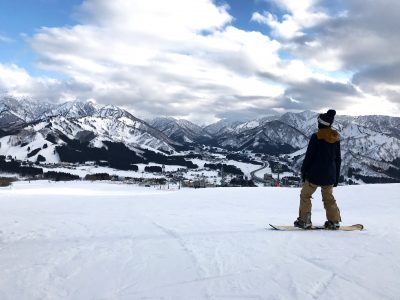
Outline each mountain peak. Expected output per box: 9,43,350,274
47,99,99,119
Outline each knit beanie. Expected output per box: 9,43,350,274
318,109,336,127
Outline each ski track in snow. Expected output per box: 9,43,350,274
0,181,400,300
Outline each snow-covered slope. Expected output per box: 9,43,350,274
352,115,400,138
150,117,212,144
208,111,400,158
0,181,399,299
278,110,319,136
1,97,399,182
203,119,244,136
218,120,309,154
45,100,98,119
0,97,55,131
287,115,400,182
276,111,400,164
0,98,181,163
204,112,321,152
338,127,400,181
0,97,55,123
203,115,280,136
232,115,281,134
206,111,400,182
0,115,179,163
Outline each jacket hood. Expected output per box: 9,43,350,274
316,128,340,143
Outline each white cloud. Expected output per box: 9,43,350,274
252,12,302,39
27,0,300,120
0,63,94,103
77,0,232,35
0,64,56,98
250,0,400,117
252,0,329,39
0,34,14,43
1,0,399,121
340,93,399,117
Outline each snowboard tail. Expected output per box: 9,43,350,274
269,224,364,231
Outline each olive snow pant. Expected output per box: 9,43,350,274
299,180,341,223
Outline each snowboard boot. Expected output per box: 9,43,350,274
294,218,312,229
293,213,312,229
294,214,312,229
324,221,340,230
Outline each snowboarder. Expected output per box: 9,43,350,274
294,109,342,230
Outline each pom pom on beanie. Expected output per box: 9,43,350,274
318,109,336,127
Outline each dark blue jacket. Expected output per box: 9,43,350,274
301,128,341,186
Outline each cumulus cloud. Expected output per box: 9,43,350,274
283,80,358,107
286,1,400,71
253,0,400,117
77,0,232,35
0,63,93,102
252,0,330,39
1,0,399,122
28,0,299,121
0,63,57,99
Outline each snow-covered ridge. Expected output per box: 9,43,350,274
0,98,181,162
0,98,141,123
0,97,56,123
200,111,400,182
150,111,400,181
149,117,212,144
1,97,399,183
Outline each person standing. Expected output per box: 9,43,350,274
294,109,342,230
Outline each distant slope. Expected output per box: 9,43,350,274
1,96,400,182
150,117,213,145
216,120,309,154
0,98,183,166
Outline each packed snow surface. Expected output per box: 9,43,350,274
1,181,399,300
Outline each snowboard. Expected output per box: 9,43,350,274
268,224,364,231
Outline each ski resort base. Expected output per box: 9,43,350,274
0,181,399,300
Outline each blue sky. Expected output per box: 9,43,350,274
0,0,81,75
0,0,399,122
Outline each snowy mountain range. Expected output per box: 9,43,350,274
148,117,213,145
200,111,400,182
0,98,182,167
130,111,400,183
1,97,399,183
